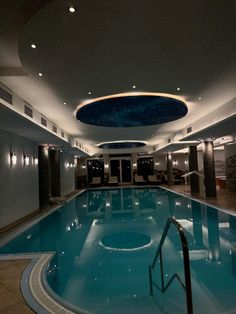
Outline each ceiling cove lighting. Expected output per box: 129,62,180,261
98,141,146,149
24,154,30,166
31,43,37,49
11,152,17,166
75,92,188,128
68,6,76,13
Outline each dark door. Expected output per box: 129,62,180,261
121,159,131,182
110,160,120,182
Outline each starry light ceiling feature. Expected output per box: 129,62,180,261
76,93,188,127
98,141,146,149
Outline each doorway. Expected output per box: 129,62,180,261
110,159,132,183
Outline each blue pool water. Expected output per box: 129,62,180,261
1,187,236,314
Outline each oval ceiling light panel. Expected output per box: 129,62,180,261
75,92,188,127
98,141,146,149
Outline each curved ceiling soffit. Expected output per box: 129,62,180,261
3,0,54,67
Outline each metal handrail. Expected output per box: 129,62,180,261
148,217,193,314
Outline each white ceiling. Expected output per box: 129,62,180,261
0,0,235,154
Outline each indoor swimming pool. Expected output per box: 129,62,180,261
0,187,236,314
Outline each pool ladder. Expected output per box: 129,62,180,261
148,217,193,314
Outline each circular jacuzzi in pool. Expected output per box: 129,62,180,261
100,232,152,251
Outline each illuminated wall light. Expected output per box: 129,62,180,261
70,163,73,168
68,6,76,13
175,201,181,206
173,160,177,166
24,154,30,166
135,201,139,206
133,162,137,167
105,163,109,169
184,160,188,165
65,162,70,168
155,161,159,166
106,202,110,207
11,152,17,166
31,43,37,49
177,87,181,91
132,85,136,89
34,155,38,165
38,72,43,77
81,164,86,169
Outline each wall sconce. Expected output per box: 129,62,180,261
65,162,70,168
173,160,177,166
105,163,109,169
184,160,188,165
24,154,30,166
133,161,137,167
34,155,38,165
11,152,17,166
155,161,159,166
81,164,86,169
70,163,73,168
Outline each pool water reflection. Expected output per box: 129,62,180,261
1,187,236,314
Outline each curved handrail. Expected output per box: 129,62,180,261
148,217,193,314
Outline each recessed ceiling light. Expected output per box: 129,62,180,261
38,72,43,77
198,97,202,100
177,87,181,91
132,85,136,89
69,6,76,13
31,43,37,49
88,91,92,95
